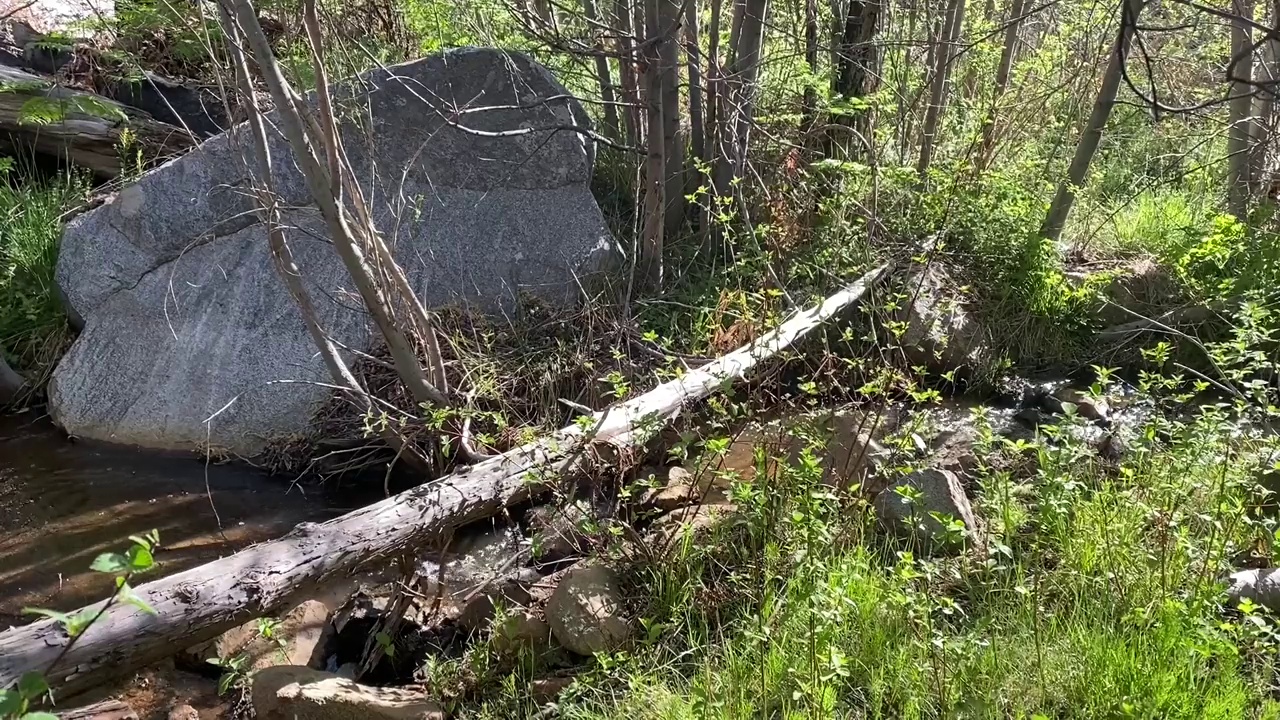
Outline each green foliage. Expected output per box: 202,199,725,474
4,533,160,719
0,164,88,388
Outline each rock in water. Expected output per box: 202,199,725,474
50,49,619,454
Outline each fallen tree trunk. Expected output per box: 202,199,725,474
0,262,890,697
0,65,194,176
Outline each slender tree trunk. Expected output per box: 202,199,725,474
583,0,622,140
802,0,820,131
1251,0,1280,194
641,0,666,287
685,0,706,203
831,0,883,154
616,0,641,146
916,0,966,178
1229,0,1256,217
657,0,686,237
978,0,1027,169
714,0,769,193
1039,0,1143,242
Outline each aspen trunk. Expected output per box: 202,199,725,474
1040,0,1143,242
1229,0,1256,217
583,0,622,139
977,0,1027,169
916,0,966,177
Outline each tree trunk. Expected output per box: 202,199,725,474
802,0,820,131
831,0,883,154
0,264,892,698
1229,0,1256,217
916,0,966,178
657,0,686,237
686,0,706,167
1252,0,1280,194
714,0,769,194
977,0,1027,169
0,65,193,178
583,0,622,140
1039,0,1142,243
641,0,666,287
615,0,642,146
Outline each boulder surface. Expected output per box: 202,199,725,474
51,48,618,453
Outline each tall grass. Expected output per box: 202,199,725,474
0,164,88,387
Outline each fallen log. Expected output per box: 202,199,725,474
0,262,890,697
0,65,194,176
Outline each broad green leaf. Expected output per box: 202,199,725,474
22,712,60,720
115,581,157,616
20,608,68,624
126,544,154,572
90,553,130,574
0,689,25,716
17,672,47,700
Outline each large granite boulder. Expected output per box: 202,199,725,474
50,48,618,454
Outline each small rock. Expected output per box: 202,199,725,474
642,466,731,513
644,503,736,546
0,355,24,406
491,610,552,655
893,264,991,377
528,502,594,561
455,567,538,631
167,705,199,720
1227,568,1280,611
1046,387,1110,423
546,564,632,656
530,676,576,703
252,666,443,720
873,468,980,549
184,599,332,672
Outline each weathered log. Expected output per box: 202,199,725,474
0,263,890,696
0,65,194,176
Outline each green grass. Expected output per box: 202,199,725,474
442,390,1280,720
0,164,88,387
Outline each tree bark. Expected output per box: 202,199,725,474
0,263,892,698
916,0,966,178
0,65,193,177
802,0,820,131
1252,0,1280,193
977,0,1027,170
640,0,666,287
1229,0,1256,217
831,0,882,153
657,0,685,238
685,0,706,201
1039,0,1142,243
615,0,642,146
714,0,769,194
583,0,622,140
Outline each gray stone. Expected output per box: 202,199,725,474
1045,386,1110,423
182,599,332,672
1227,568,1280,611
894,264,990,377
545,563,631,655
0,355,24,406
873,468,980,549
51,48,618,453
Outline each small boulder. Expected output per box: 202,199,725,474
491,609,553,655
1227,568,1280,611
531,676,576,703
1045,387,1110,424
893,264,991,377
167,705,199,720
251,666,443,720
644,502,736,546
0,355,23,406
642,465,731,512
184,599,331,672
873,468,980,549
546,564,631,656
528,502,594,561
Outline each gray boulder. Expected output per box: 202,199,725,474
0,355,23,406
50,48,618,453
873,468,980,550
546,563,631,655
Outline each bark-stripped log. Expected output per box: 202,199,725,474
0,66,193,177
0,263,892,698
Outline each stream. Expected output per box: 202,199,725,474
0,413,346,628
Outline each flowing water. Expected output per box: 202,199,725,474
0,413,343,628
